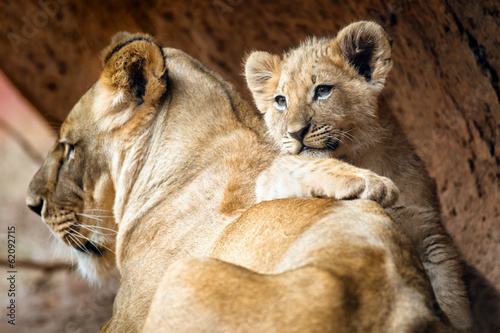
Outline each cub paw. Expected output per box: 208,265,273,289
256,156,399,208
358,172,399,208
311,171,399,208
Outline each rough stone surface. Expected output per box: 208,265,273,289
0,0,498,331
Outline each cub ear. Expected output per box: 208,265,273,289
334,21,392,87
100,32,168,108
244,51,281,113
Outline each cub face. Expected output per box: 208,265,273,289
245,21,393,160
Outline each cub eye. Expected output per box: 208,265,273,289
275,96,287,110
314,85,334,99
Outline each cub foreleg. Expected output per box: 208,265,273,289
256,155,399,208
387,206,471,331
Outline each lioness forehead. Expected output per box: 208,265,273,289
60,85,97,139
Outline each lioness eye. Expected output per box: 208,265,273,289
314,85,334,99
275,96,287,110
66,144,75,160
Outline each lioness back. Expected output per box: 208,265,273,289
144,199,446,333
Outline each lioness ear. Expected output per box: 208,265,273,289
334,21,392,87
244,51,281,113
100,32,167,108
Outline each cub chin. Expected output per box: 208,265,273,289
245,21,471,331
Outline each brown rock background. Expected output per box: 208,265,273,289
0,0,498,331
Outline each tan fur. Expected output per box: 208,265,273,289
245,21,471,330
27,32,450,332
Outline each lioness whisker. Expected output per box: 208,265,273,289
50,233,63,263
69,229,104,255
68,241,75,266
43,230,54,242
44,223,63,243
76,226,112,236
76,213,104,222
79,224,117,232
67,233,91,255
70,228,115,255
77,213,114,219
76,223,117,235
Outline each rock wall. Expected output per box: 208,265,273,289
0,0,498,331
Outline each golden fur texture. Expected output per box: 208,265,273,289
28,32,450,332
245,21,471,330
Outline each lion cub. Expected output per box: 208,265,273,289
245,21,471,330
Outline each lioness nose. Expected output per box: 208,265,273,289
27,196,44,216
288,125,309,143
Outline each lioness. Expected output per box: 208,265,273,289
244,21,471,330
27,32,448,332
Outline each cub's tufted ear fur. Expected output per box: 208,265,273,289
334,21,393,87
244,51,281,113
100,32,168,109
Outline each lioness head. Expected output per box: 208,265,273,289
26,32,168,282
245,21,392,160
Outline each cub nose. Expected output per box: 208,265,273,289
26,196,44,216
288,125,310,143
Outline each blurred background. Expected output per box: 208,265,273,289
0,0,498,332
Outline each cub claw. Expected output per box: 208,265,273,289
359,173,399,208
